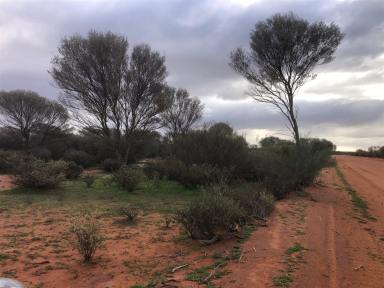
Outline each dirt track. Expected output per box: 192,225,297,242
213,155,384,287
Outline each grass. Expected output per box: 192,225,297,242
335,166,374,220
0,175,200,214
286,243,305,255
273,273,292,287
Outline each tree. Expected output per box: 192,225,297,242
0,90,68,147
50,31,169,164
161,87,203,138
230,13,343,145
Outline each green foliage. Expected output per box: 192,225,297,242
14,159,68,188
64,161,83,179
63,149,94,168
228,183,275,220
250,138,333,199
114,166,146,192
102,158,120,172
176,189,245,240
70,214,104,262
171,123,250,181
0,150,35,173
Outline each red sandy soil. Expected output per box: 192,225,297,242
1,155,384,287
0,175,14,191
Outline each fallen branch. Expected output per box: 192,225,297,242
171,263,189,273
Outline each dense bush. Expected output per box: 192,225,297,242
30,147,52,160
114,166,145,191
250,138,333,199
64,161,83,179
171,123,250,181
145,159,226,188
355,146,384,158
64,149,94,168
176,190,245,240
0,150,35,173
70,214,104,263
102,158,120,172
14,159,68,188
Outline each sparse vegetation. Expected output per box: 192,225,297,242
114,166,146,192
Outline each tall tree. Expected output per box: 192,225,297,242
161,87,203,138
230,13,343,145
50,31,169,163
0,90,68,147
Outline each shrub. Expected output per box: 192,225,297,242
64,161,83,179
30,147,52,160
120,206,140,221
83,174,95,188
63,149,93,168
70,214,104,263
228,183,274,220
13,159,68,188
102,158,120,172
0,150,35,173
176,190,245,240
114,166,145,192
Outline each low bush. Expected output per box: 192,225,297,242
114,166,145,192
102,158,120,172
176,190,245,240
83,174,95,188
64,161,83,179
30,147,52,161
70,214,104,263
13,159,68,188
120,206,140,222
63,149,93,168
228,183,274,220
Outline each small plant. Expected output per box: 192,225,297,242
70,214,104,263
286,243,305,255
163,215,173,229
273,273,292,287
120,206,139,222
83,174,95,188
114,166,145,192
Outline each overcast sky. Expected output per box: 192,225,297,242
0,0,383,150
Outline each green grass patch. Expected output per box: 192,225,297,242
286,243,305,255
0,176,200,214
335,166,374,220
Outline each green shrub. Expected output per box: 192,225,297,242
228,183,274,220
70,214,104,263
30,147,52,160
114,166,145,192
176,190,245,240
64,161,83,179
63,149,93,168
102,158,120,172
14,159,68,188
0,150,35,173
83,174,95,188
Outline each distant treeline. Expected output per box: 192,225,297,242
334,146,384,159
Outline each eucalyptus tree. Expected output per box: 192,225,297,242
0,90,68,147
230,13,343,145
51,31,169,163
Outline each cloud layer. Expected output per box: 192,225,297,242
0,0,383,150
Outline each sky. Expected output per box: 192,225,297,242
0,0,383,151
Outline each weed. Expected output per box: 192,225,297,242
273,273,292,287
335,166,374,220
286,243,305,255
